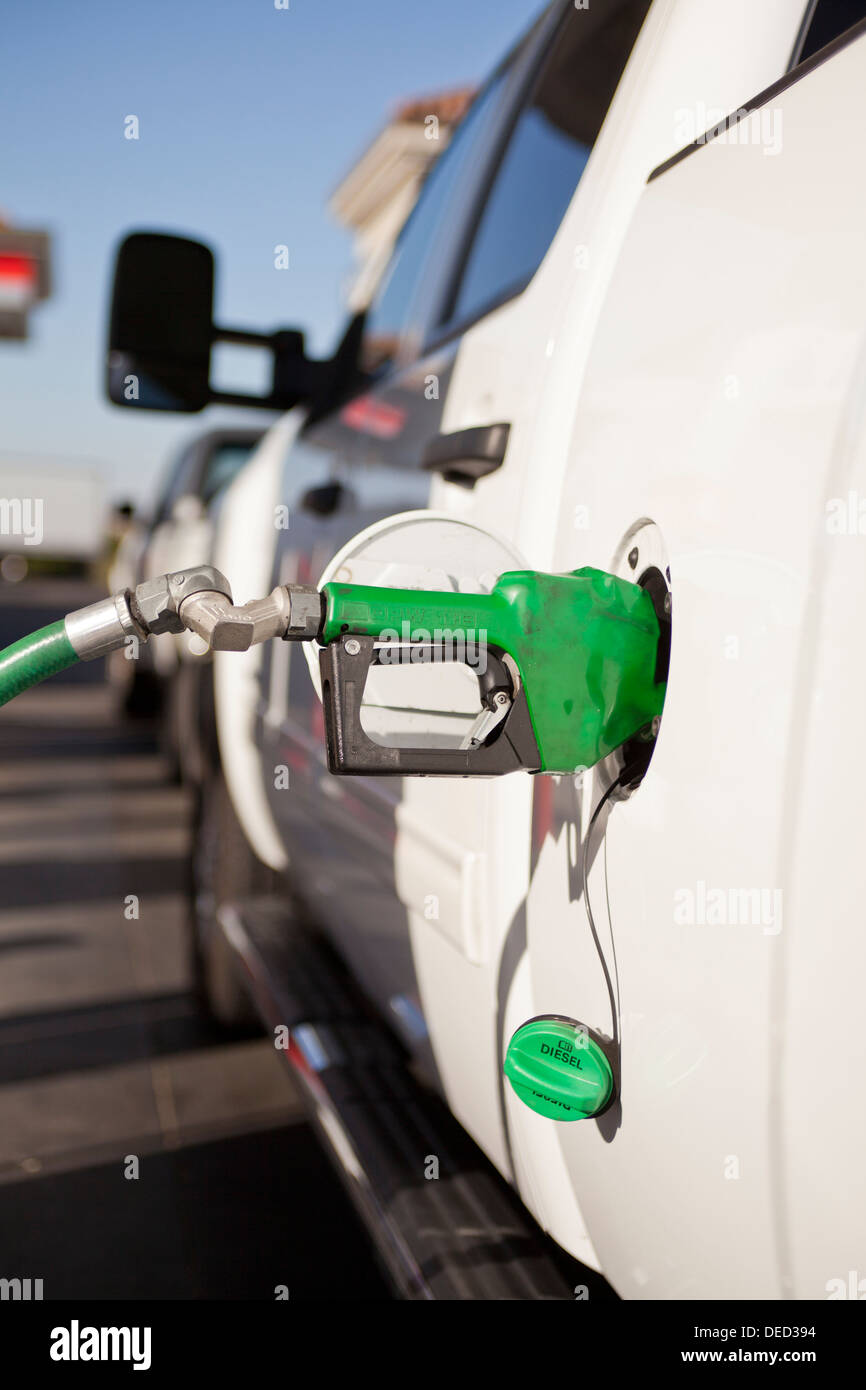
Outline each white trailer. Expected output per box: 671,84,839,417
0,461,107,562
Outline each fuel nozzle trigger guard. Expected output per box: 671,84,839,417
319,635,542,777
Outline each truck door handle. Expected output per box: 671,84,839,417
299,481,349,516
421,422,510,486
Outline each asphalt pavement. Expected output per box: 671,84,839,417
0,578,389,1300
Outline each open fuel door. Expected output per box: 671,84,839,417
306,510,528,965
305,510,528,758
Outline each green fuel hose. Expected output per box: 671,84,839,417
0,568,242,713
0,621,80,709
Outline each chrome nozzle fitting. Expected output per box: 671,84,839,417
177,583,323,652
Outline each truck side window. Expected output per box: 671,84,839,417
445,0,650,331
794,0,866,65
153,443,196,525
360,73,507,374
200,442,258,505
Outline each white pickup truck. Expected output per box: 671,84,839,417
107,0,866,1300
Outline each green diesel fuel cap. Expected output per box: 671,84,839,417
503,1016,614,1121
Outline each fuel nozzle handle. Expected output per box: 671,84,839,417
317,567,667,775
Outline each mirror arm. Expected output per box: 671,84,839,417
209,366,332,412
208,323,332,411
214,324,284,349
208,388,287,410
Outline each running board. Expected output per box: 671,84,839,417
217,895,596,1301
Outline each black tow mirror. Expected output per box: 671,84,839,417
106,232,329,413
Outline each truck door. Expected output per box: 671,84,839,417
293,0,658,1180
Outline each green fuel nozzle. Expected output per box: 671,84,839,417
124,562,667,778
314,565,668,777
0,562,668,780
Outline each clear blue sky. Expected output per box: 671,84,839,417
1,0,543,510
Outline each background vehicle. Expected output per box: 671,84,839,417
108,426,264,779
0,458,107,580
106,0,866,1299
